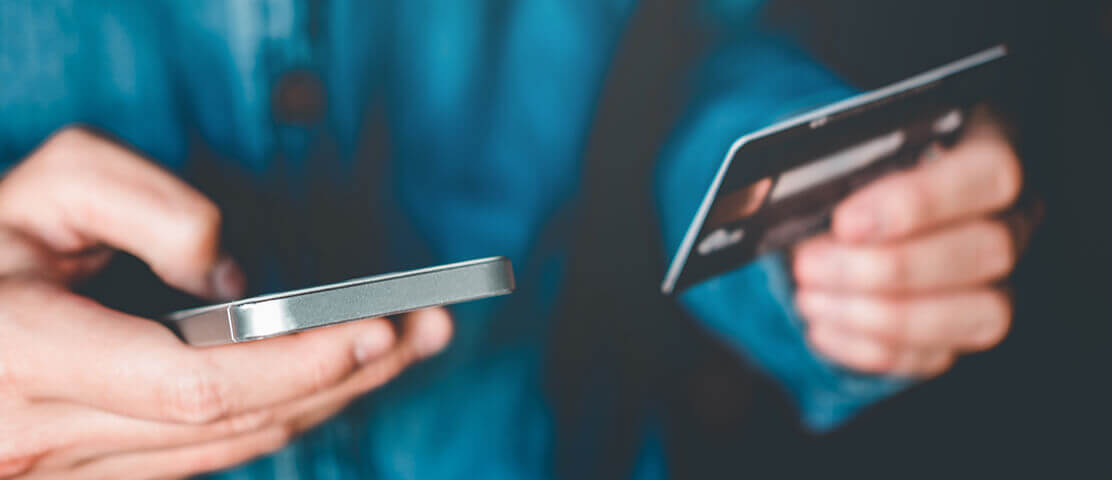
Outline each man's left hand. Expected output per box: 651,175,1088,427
793,106,1035,378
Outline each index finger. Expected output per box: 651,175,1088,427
831,107,1023,243
0,128,238,299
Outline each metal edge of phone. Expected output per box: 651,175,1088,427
164,256,515,346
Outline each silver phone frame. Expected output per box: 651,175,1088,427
164,256,515,346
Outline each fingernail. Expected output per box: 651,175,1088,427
208,255,246,301
354,323,394,364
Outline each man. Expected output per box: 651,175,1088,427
0,1,1026,478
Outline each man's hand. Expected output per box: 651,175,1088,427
793,107,1033,378
0,128,453,479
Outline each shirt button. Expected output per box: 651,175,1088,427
272,69,326,124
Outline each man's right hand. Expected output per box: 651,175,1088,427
0,128,453,479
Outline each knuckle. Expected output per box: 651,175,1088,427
862,249,908,288
895,175,934,232
161,368,228,424
306,358,335,395
44,126,96,153
52,125,96,142
35,126,100,169
865,301,909,341
856,343,899,373
0,128,93,203
303,351,354,395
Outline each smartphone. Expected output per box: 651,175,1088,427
164,256,515,346
662,45,1008,294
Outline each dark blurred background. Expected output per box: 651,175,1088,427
551,0,1110,478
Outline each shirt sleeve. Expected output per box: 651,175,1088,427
655,31,911,431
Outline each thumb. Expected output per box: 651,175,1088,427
0,127,244,300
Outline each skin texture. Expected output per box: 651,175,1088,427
793,106,1033,377
0,128,453,479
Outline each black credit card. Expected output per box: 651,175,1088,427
662,45,1008,294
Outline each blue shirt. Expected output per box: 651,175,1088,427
0,1,905,478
